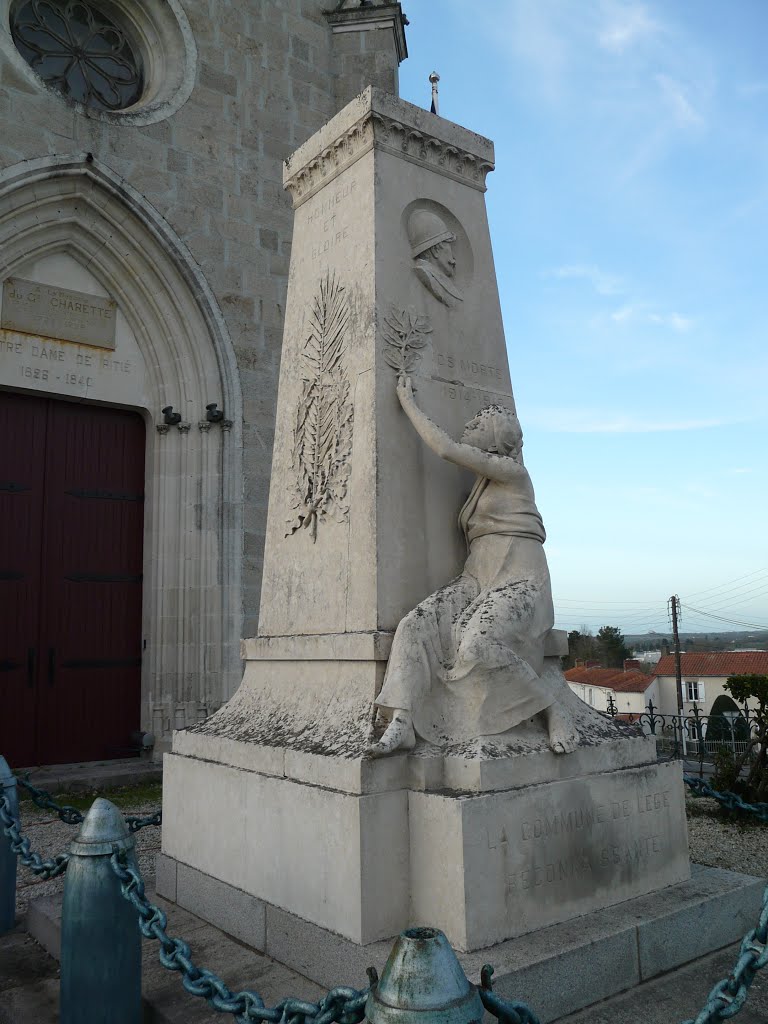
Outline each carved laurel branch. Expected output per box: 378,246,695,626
287,272,354,542
285,112,495,206
382,306,433,378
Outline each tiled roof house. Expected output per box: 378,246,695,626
564,666,658,718
652,651,768,715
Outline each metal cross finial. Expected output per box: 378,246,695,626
429,71,440,115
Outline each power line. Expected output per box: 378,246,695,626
685,584,768,614
680,603,768,631
683,574,768,608
681,567,768,601
556,598,659,606
553,620,666,631
553,612,665,623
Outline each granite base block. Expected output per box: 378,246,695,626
162,745,689,951
177,862,266,950
24,895,62,960
152,856,765,1023
154,849,177,903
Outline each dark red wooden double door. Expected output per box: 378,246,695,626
0,393,145,768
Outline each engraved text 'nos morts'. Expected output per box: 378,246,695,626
287,272,353,541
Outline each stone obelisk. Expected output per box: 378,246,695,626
160,89,689,975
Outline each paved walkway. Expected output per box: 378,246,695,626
1,897,324,1024
560,942,768,1022
3,901,767,1024
17,757,161,794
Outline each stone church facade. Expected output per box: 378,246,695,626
0,0,408,764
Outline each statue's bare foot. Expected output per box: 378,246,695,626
369,710,416,757
543,702,579,755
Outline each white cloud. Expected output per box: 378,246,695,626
606,305,694,331
610,304,635,322
547,269,697,338
548,264,624,295
730,468,753,475
655,73,705,127
648,312,694,332
598,2,660,53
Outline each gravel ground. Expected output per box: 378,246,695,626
13,789,161,916
685,791,768,878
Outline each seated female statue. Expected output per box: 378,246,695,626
370,375,579,757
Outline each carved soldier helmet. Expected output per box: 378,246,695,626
408,209,456,258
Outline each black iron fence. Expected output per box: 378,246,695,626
604,698,760,778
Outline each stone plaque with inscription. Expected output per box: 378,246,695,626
410,759,690,950
2,277,117,349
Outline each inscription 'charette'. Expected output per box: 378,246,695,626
2,277,117,349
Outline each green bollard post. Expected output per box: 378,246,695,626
60,798,141,1024
366,927,485,1024
0,756,19,934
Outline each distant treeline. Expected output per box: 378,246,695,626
626,630,768,653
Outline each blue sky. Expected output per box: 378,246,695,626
398,0,767,638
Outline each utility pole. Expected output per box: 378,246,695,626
670,595,685,755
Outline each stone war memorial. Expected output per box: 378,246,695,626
158,88,757,1016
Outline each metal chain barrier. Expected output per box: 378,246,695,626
17,777,85,825
681,883,768,1024
110,849,370,1024
479,966,541,1024
0,788,69,880
682,774,768,1022
5,753,768,1024
109,852,539,1024
124,810,162,833
683,775,768,823
17,776,162,832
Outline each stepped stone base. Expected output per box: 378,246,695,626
162,716,690,950
150,860,765,1023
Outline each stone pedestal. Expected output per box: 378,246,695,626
163,718,690,951
161,88,694,986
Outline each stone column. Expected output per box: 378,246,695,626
325,3,408,107
210,88,504,752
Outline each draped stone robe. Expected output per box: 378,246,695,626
375,465,557,745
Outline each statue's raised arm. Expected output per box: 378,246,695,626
395,375,526,484
370,374,579,757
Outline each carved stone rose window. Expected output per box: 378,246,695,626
11,0,143,110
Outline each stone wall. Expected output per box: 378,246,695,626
0,0,406,751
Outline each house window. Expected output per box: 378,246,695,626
587,688,593,705
685,680,705,703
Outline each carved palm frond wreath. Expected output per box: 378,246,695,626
382,306,433,378
287,272,354,541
